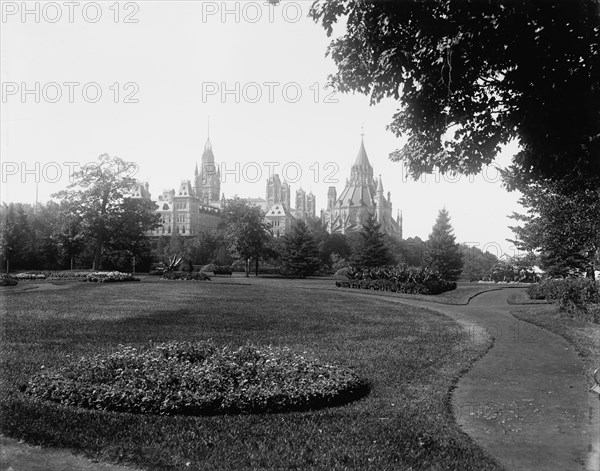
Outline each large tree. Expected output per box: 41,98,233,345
424,209,463,280
509,180,600,279
52,154,160,270
310,1,600,184
222,198,272,277
351,212,393,268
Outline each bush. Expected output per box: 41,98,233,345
0,274,18,286
161,271,211,281
336,266,457,295
527,278,600,322
25,341,368,415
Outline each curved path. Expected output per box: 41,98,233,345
355,287,599,471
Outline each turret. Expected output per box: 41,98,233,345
376,175,384,224
327,186,337,210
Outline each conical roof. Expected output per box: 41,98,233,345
353,137,372,169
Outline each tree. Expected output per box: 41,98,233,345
351,212,393,268
222,198,272,277
509,179,600,279
460,244,499,281
0,203,32,272
310,1,600,184
280,220,323,278
53,207,85,270
52,154,160,270
424,209,463,280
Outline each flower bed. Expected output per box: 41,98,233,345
14,272,47,280
0,274,18,286
46,271,139,282
336,266,456,295
25,341,367,415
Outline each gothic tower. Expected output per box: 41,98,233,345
194,121,221,205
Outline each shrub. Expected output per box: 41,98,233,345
336,266,457,295
25,341,368,415
161,271,211,281
528,278,600,322
0,274,18,286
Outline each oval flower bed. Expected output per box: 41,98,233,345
25,341,368,415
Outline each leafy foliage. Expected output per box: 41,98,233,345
337,265,456,295
310,0,600,183
52,154,160,270
222,198,272,276
424,209,463,281
460,244,499,281
509,180,600,278
25,341,367,415
488,255,539,283
0,274,18,286
527,278,599,322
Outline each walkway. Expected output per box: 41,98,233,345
351,288,599,471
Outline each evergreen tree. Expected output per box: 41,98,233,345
351,213,393,268
280,220,322,278
425,209,463,281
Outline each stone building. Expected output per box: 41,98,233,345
321,136,402,238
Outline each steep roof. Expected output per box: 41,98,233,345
202,137,214,163
353,137,372,169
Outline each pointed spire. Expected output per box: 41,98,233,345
195,163,199,177
377,174,384,193
202,116,214,162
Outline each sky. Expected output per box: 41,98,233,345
1,1,525,257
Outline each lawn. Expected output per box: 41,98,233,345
510,304,600,382
0,278,501,470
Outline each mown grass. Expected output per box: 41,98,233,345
511,305,600,382
0,279,501,470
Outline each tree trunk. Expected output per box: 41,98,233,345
92,235,105,271
245,258,249,277
255,257,259,277
6,258,8,274
70,254,74,271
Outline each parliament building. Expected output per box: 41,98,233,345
141,128,401,240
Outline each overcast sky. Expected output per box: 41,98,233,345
1,1,524,257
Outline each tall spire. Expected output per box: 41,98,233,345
202,116,213,160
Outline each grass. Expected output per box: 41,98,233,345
510,305,600,383
0,278,501,470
